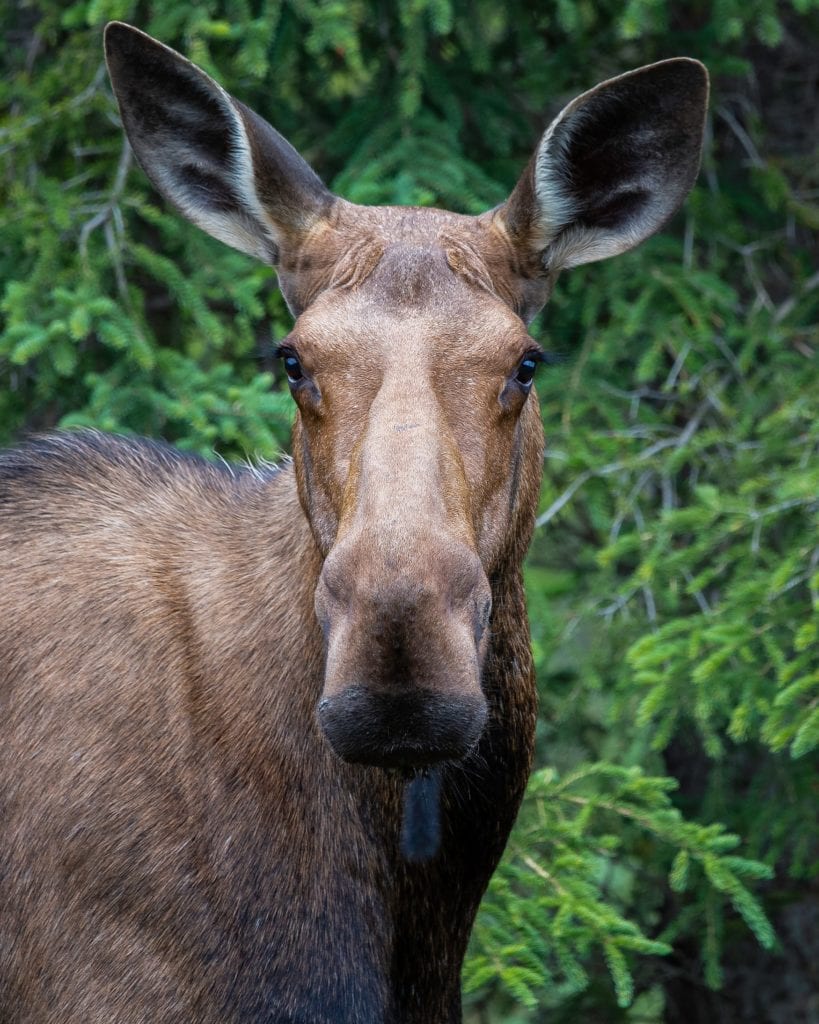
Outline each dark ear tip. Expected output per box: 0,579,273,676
104,22,164,67
104,21,136,56
647,57,710,100
672,57,709,92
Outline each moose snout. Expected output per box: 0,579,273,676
314,539,492,769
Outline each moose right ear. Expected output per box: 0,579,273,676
104,22,334,266
496,58,709,273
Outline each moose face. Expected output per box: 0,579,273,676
289,218,547,767
105,23,707,769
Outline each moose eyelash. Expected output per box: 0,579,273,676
527,347,564,366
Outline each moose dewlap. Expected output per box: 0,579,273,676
0,23,707,1023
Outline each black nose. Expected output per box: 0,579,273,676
317,686,487,769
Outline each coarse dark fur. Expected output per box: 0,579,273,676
0,25,708,1023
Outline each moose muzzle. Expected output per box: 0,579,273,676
315,535,491,769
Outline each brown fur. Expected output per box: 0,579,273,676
0,432,538,1023
0,25,708,1023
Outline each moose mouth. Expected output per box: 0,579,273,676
317,686,487,864
316,685,488,770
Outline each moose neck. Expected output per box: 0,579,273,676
387,546,538,1021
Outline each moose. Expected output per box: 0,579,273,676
0,23,708,1023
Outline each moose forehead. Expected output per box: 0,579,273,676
294,265,531,375
286,206,539,366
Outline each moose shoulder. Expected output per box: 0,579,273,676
0,24,708,1024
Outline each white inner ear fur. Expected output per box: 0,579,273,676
531,95,681,270
530,103,586,250
147,67,281,264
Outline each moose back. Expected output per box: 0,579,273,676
0,24,708,1023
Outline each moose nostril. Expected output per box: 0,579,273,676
318,555,348,603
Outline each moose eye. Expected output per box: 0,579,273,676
277,347,303,384
514,354,540,388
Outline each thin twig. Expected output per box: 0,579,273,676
78,139,132,259
519,854,568,896
609,469,653,543
715,104,765,169
665,342,691,390
683,569,713,615
535,471,592,528
0,62,107,147
536,395,715,530
773,267,819,325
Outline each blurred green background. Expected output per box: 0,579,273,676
2,1,817,1020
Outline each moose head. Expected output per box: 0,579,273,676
105,24,708,773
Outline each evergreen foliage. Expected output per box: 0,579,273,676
2,1,817,1019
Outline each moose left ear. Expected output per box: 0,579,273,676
497,59,709,271
104,22,334,269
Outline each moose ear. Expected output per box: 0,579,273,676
497,59,709,271
104,22,333,265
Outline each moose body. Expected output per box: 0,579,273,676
0,432,534,1022
0,24,708,1023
